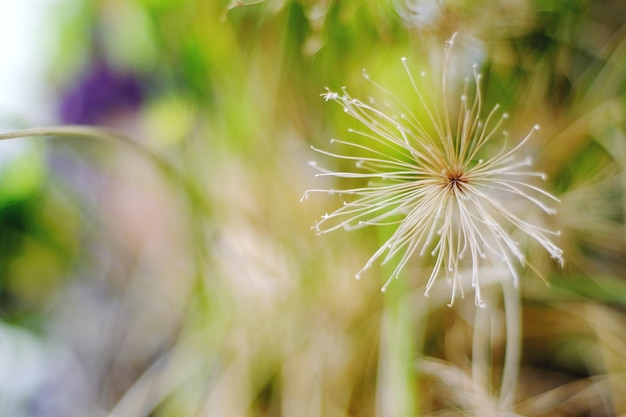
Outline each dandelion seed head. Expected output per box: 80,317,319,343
304,33,563,306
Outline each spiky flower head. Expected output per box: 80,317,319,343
303,33,563,306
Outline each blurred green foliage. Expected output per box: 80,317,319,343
0,0,625,416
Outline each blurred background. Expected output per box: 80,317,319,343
0,0,625,416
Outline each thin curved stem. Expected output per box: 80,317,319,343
0,126,171,179
0,125,211,217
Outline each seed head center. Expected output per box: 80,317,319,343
446,169,468,193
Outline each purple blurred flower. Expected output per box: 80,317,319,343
59,59,145,125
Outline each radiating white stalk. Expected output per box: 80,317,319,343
306,33,563,306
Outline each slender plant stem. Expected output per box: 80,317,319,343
0,124,215,272
499,278,522,410
0,126,171,182
472,299,492,397
0,125,211,217
377,277,418,417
